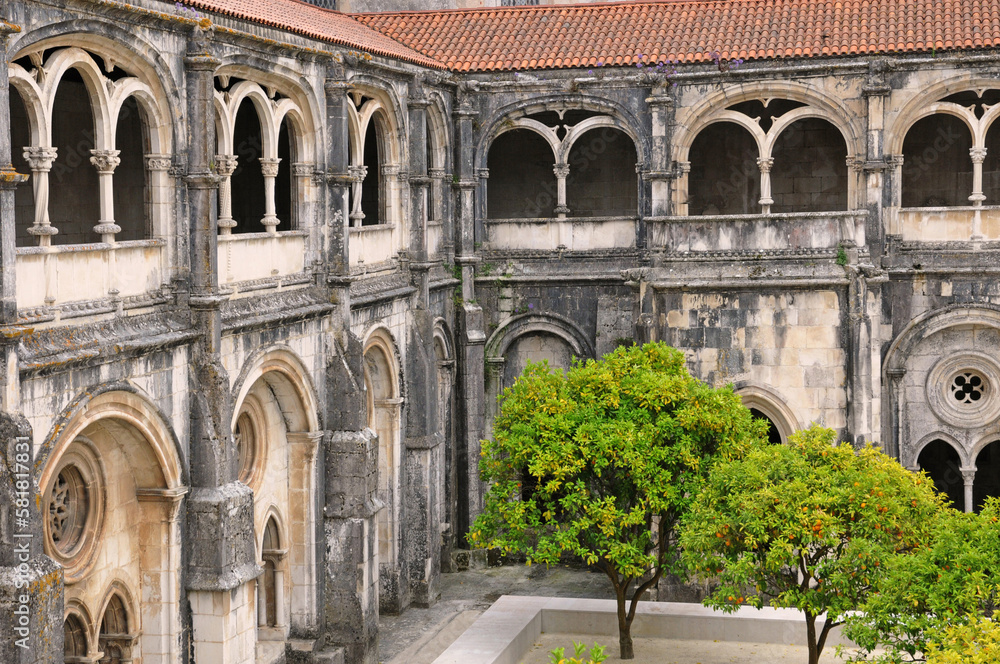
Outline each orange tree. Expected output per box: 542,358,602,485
469,342,765,659
680,426,948,664
844,498,1000,662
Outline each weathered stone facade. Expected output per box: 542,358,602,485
2,1,1000,663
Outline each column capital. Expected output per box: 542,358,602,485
213,153,238,177
259,157,281,178
553,163,571,179
145,153,174,172
348,164,368,182
291,162,314,178
90,149,121,174
971,147,989,164
23,146,58,171
756,156,774,173
960,467,978,484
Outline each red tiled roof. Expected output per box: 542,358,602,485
355,0,1000,72
180,0,445,68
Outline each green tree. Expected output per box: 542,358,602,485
680,426,947,664
845,499,1000,662
469,342,766,659
923,613,1000,664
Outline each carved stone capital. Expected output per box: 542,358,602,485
553,164,571,179
348,165,368,182
259,157,281,178
428,167,447,179
291,162,314,177
145,153,174,172
477,168,490,181
89,149,121,174
93,222,122,236
213,154,238,177
23,146,58,172
971,147,989,164
756,156,774,173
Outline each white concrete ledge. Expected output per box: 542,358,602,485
431,596,850,664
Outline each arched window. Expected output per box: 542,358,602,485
917,439,963,510
99,594,133,664
769,118,848,213
974,441,1000,513
259,517,282,628
230,97,267,233
50,67,99,245
749,408,783,445
486,128,556,219
901,115,972,207
9,85,34,244
114,96,148,241
565,127,638,217
276,119,294,229
360,117,383,226
64,613,90,663
688,122,760,215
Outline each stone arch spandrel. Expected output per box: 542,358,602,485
475,94,649,170
673,82,863,161
231,345,321,435
486,312,595,362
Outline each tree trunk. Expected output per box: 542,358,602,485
615,587,635,659
804,610,820,664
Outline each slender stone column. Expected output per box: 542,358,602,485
961,467,977,514
22,147,58,245
757,156,774,214
214,154,238,234
259,157,281,233
90,149,122,241
553,163,570,218
970,147,988,205
646,84,675,218
348,165,367,227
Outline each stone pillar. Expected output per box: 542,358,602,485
21,147,58,246
886,369,906,460
90,149,122,241
0,414,64,664
215,154,238,234
961,467,977,513
323,67,353,281
553,163,570,219
452,83,487,540
260,157,281,233
407,78,432,304
863,64,891,256
970,147,988,240
646,84,675,218
183,29,261,664
845,262,885,447
757,156,774,214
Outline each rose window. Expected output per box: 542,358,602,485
48,465,89,555
951,371,986,404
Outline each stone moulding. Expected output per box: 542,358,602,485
430,595,853,664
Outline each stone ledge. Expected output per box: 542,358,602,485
431,595,853,664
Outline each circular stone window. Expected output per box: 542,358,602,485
234,412,257,485
927,354,1000,428
43,439,105,584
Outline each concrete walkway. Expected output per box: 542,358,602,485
378,564,615,664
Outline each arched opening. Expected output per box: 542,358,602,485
901,115,972,207
9,86,34,244
363,335,401,611
565,127,638,217
770,118,848,213
486,128,556,219
64,613,90,663
982,120,1000,204
918,439,964,509
688,122,760,215
114,96,148,241
749,408,783,445
361,116,383,226
230,97,266,233
501,331,575,390
276,119,294,229
50,67,99,244
99,593,134,664
974,441,1000,512
260,517,282,628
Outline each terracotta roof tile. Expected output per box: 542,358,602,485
354,0,1000,72
180,0,445,68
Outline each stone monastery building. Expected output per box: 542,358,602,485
3,0,1000,662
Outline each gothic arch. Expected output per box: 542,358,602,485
910,431,970,470
673,81,862,160
886,74,1000,154
733,382,801,445
485,312,595,361
231,345,321,435
883,304,1000,375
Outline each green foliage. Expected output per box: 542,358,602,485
836,246,849,266
924,613,1000,664
680,426,948,664
471,342,766,658
844,499,1000,662
548,641,607,664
